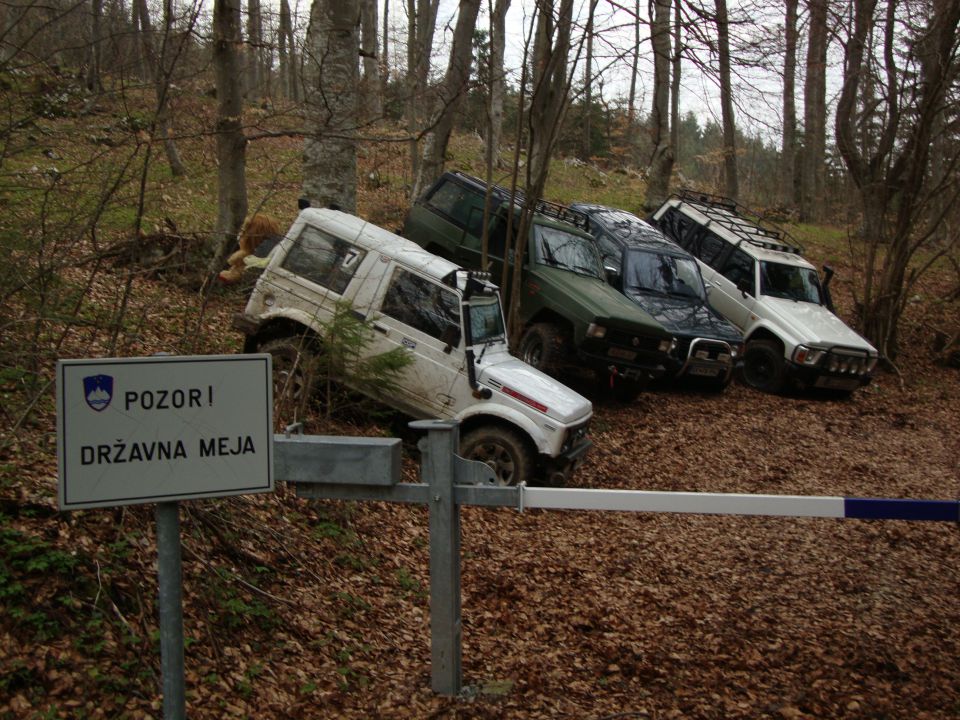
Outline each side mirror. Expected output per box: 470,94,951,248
704,281,713,295
440,323,461,353
604,266,621,289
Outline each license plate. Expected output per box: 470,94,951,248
689,365,720,377
815,375,859,390
607,347,637,361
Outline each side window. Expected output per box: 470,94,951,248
381,268,461,342
720,248,756,295
281,225,366,294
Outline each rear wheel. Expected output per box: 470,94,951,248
742,340,785,393
259,336,319,430
460,426,534,487
518,323,567,375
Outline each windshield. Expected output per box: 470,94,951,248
622,250,706,300
760,261,823,304
532,225,605,279
468,295,506,344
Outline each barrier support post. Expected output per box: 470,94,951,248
413,420,463,696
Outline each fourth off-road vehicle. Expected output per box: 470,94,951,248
650,192,879,394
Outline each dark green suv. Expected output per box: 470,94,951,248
402,171,676,396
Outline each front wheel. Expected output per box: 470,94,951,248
518,323,568,375
742,339,785,393
460,426,534,487
259,336,319,430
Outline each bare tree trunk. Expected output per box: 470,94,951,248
670,0,681,160
581,2,594,159
715,0,737,199
302,0,359,212
800,0,827,221
780,0,798,207
278,0,299,101
135,0,186,177
212,0,248,258
414,0,481,197
382,0,389,85
625,0,640,147
508,0,576,343
246,0,263,100
86,0,104,92
645,0,674,210
360,0,382,120
487,0,510,169
406,0,440,192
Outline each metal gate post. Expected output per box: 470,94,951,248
412,419,463,696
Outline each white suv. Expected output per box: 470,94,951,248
650,193,879,394
233,207,593,485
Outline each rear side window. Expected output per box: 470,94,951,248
697,232,727,269
381,268,461,342
594,229,623,271
656,208,726,269
426,181,487,237
281,225,366,294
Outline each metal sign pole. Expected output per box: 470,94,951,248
155,501,186,720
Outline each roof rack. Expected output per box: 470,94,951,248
675,189,804,255
451,170,590,232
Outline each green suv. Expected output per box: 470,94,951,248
402,171,676,396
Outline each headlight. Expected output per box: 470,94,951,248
658,338,676,353
793,345,825,366
586,323,606,338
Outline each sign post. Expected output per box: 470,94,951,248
56,354,274,719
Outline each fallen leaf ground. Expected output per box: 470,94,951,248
1,260,958,719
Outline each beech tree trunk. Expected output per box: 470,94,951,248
645,0,674,211
405,0,440,191
780,0,798,207
715,0,738,199
800,0,827,221
413,0,481,197
487,0,510,169
302,0,359,212
360,0,382,120
212,0,248,256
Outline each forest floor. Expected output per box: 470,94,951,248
1,244,959,719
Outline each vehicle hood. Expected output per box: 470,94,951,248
534,266,671,338
624,291,744,344
477,350,592,424
763,297,877,353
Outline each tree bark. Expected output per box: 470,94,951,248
278,0,299,101
800,0,827,221
413,0,482,198
302,0,359,212
645,0,674,211
780,0,798,207
86,0,104,92
670,0,681,160
406,0,440,192
360,0,382,120
581,2,594,159
487,0,510,169
715,0,737,199
625,0,640,147
212,0,248,257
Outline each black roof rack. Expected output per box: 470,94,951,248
674,189,804,255
450,170,590,232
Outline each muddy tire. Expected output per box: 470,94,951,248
518,323,567,374
460,426,535,487
742,339,785,393
259,336,319,429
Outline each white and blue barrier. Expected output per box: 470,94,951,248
517,488,960,522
